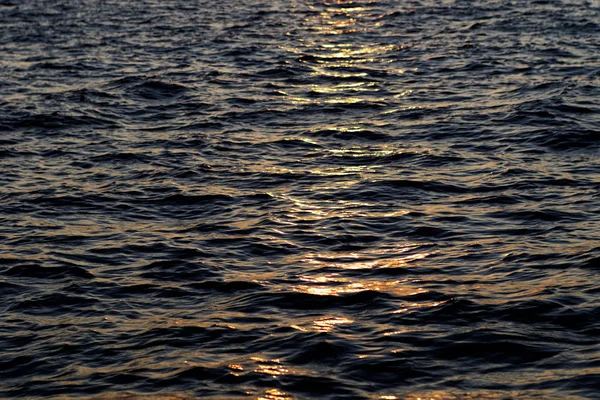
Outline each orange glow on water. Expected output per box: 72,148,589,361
258,388,293,400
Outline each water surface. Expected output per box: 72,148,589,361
1,0,599,398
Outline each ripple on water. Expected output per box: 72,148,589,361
1,0,600,399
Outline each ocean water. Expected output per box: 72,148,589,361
1,0,599,398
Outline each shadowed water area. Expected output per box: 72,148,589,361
1,0,600,398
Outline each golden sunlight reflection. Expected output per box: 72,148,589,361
391,300,448,314
257,388,293,400
327,147,397,157
313,316,354,332
399,391,533,400
227,364,244,374
289,95,385,106
277,195,413,222
301,1,382,35
252,357,291,377
293,275,427,298
255,364,289,376
310,81,377,94
282,0,410,110
301,247,432,270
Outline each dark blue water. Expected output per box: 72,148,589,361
1,0,599,398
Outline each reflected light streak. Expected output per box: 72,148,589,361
258,388,293,400
255,364,289,376
400,391,530,400
294,274,428,298
285,0,414,110
310,81,378,94
252,357,291,377
289,95,384,106
313,316,354,332
302,251,431,270
310,68,368,78
392,300,449,314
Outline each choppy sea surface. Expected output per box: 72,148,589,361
1,0,599,398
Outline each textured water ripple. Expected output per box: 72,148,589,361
1,0,600,399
